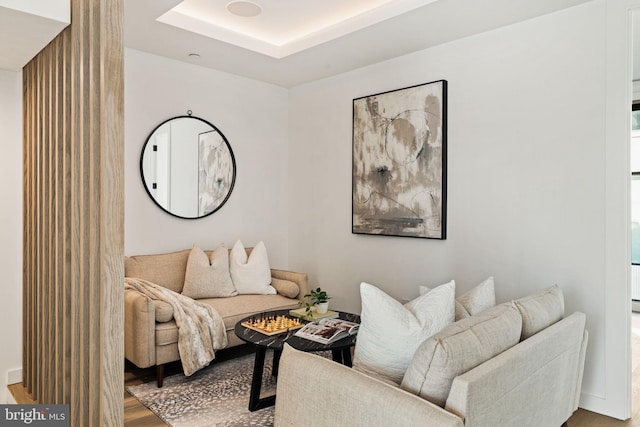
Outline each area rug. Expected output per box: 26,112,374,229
127,353,277,427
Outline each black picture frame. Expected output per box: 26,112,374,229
352,80,447,239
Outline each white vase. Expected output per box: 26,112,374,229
316,302,329,314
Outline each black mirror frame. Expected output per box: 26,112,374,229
140,114,237,220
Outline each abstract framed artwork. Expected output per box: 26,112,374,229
352,80,447,239
198,129,235,217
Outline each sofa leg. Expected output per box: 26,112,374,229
156,364,165,388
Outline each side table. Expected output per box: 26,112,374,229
234,309,360,411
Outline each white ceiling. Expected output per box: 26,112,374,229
125,0,593,88
157,0,438,59
0,0,69,71
4,0,640,87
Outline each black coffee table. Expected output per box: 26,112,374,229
234,309,360,411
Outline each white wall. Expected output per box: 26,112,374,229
3,0,629,417
0,0,69,23
125,49,291,267
289,1,626,417
0,69,23,403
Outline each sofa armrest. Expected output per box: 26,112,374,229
270,269,309,300
274,345,463,427
445,312,587,427
124,289,156,368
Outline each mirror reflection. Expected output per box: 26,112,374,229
140,115,236,219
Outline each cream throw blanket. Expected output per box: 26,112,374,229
124,277,228,376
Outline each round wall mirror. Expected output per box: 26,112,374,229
140,114,236,219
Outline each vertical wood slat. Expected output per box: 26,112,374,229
101,0,125,420
35,51,43,403
22,52,32,393
69,0,83,421
22,0,124,424
45,40,55,404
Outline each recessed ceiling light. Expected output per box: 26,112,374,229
188,53,200,58
226,1,262,18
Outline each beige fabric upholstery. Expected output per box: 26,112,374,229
125,250,190,293
271,269,309,301
156,321,178,346
445,312,587,427
274,313,587,427
274,345,464,427
420,277,495,321
455,277,496,319
124,289,156,368
515,284,564,340
401,302,522,406
124,249,308,379
154,301,173,323
182,246,237,298
201,294,300,331
125,277,228,376
156,343,180,366
271,278,299,298
138,293,300,368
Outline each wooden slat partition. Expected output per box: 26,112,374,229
22,0,124,425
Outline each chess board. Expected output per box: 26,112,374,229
241,315,305,336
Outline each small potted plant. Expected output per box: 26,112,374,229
300,287,331,316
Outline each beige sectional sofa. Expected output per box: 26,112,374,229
275,286,588,427
124,248,309,386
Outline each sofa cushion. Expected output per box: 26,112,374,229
515,284,564,340
125,250,190,293
182,246,237,299
153,294,300,347
271,278,300,299
401,302,522,407
352,281,455,385
200,294,300,332
154,300,174,323
156,320,178,346
230,240,276,295
420,277,495,321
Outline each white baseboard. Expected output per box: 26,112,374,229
7,368,22,385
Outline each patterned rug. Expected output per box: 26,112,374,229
127,353,277,427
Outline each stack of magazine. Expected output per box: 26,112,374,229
294,318,359,344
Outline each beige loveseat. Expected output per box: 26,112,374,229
124,248,309,387
275,287,588,427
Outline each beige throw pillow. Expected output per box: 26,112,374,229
420,276,496,321
182,246,237,299
401,302,522,407
514,284,564,340
271,278,299,298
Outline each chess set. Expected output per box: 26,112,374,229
241,314,304,336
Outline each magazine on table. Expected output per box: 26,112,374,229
294,318,359,344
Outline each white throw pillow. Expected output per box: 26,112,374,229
352,281,455,384
420,276,495,321
229,240,276,295
182,246,237,299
